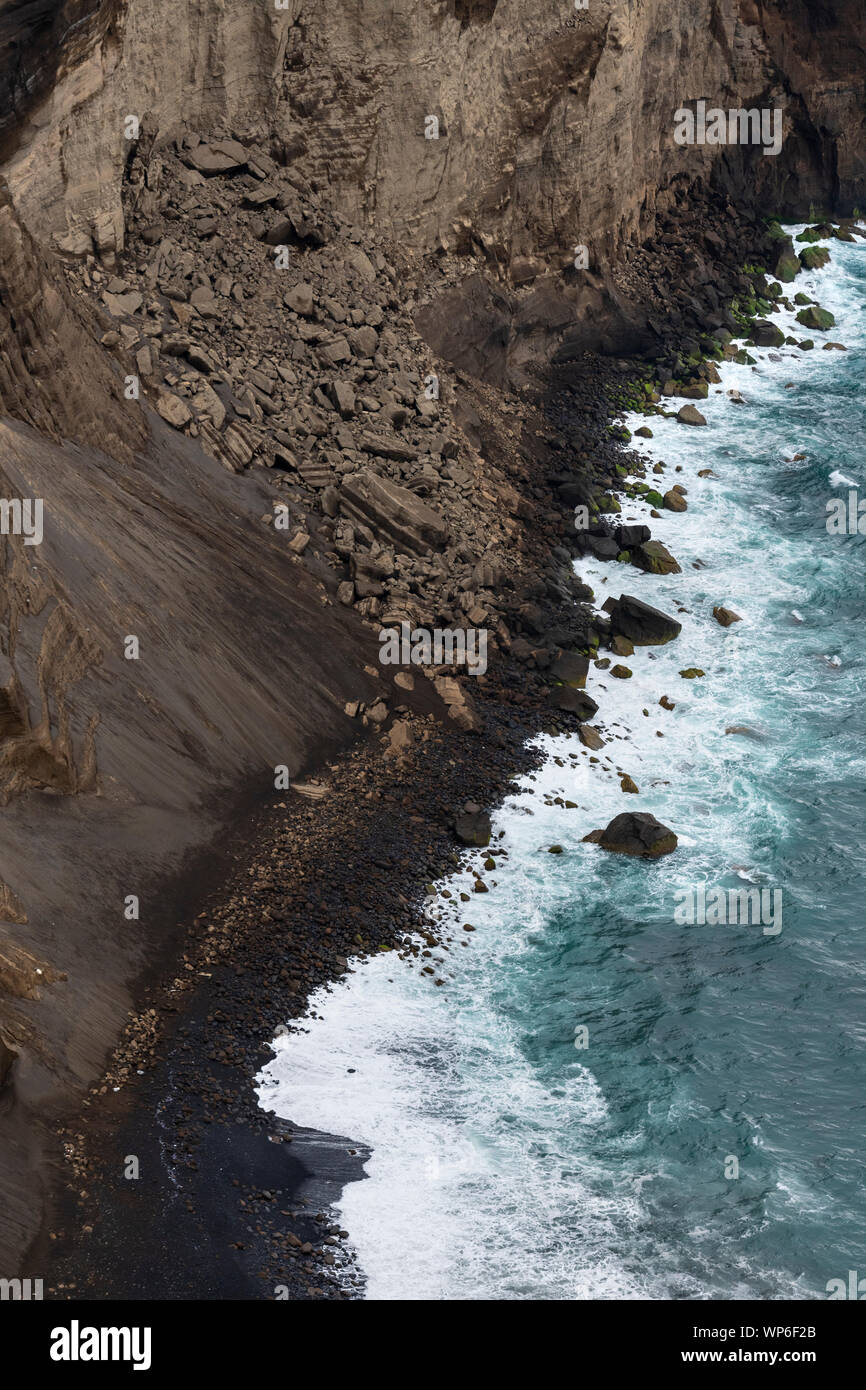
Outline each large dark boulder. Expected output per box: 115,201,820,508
631,541,681,575
606,595,682,646
585,812,678,858
548,687,599,720
774,240,801,283
799,246,831,271
557,480,594,508
550,651,589,689
751,320,786,347
615,523,651,549
454,812,492,847
578,533,620,560
796,304,836,331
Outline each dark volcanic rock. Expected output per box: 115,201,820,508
615,523,651,549
606,595,682,646
454,811,492,847
548,686,599,720
632,540,681,575
549,651,589,688
578,533,620,560
591,812,678,858
339,470,449,553
752,320,786,347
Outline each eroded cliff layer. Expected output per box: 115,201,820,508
3,1,865,265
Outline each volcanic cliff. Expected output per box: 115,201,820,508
1,0,864,1275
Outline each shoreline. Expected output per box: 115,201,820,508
251,224,863,1300
28,696,550,1299
22,206,848,1301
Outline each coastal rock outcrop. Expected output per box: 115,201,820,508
585,812,678,858
605,595,683,647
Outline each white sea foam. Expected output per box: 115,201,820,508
257,235,865,1300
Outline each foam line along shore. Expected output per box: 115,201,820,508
258,226,866,1300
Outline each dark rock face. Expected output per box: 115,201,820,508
549,651,589,689
592,812,678,858
454,811,492,846
1,1,863,377
548,687,599,721
339,471,449,554
0,1,120,159
606,595,683,647
0,181,145,461
752,320,786,348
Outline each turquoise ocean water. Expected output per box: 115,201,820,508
258,230,866,1300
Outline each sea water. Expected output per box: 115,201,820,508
257,230,866,1300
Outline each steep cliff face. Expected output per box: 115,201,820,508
3,0,865,268
0,179,144,451
0,0,864,1278
4,0,288,256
